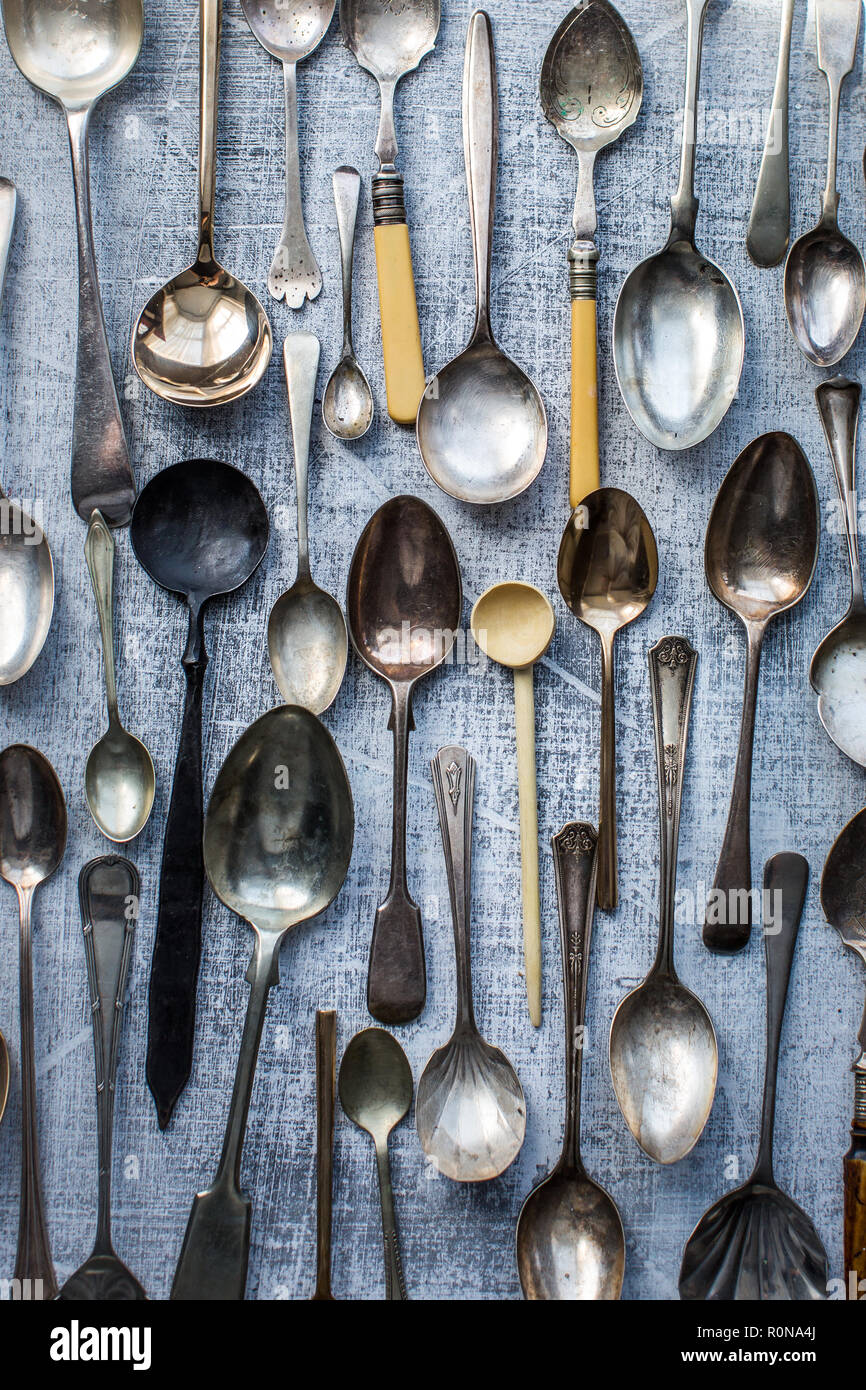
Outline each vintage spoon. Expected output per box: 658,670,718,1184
0,1030,8,1126
347,494,462,1024
613,0,744,450
132,0,272,407
517,822,624,1300
172,706,354,1300
610,637,718,1164
417,11,547,503
131,460,269,1129
558,488,658,911
784,0,864,366
83,513,155,843
311,1010,337,1301
0,745,66,1300
58,856,147,1301
747,0,795,267
323,168,373,441
681,853,828,1300
810,378,866,766
540,0,642,505
341,0,438,424
1,0,139,526
0,178,54,687
470,583,555,1025
268,334,348,713
703,434,819,952
240,0,333,306
416,747,525,1181
821,806,866,1296
339,1028,412,1301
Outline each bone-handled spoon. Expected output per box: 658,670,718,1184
747,0,795,267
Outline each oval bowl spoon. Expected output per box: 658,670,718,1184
416,748,525,1182
517,822,624,1299
610,638,717,1165
703,433,819,952
417,10,547,504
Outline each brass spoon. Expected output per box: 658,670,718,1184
517,822,624,1300
703,434,819,951
0,1030,9,1126
557,488,657,911
132,0,272,407
470,582,555,1025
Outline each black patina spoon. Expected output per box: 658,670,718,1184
130,459,269,1128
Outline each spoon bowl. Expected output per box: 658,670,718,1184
323,167,373,441
0,495,55,686
1,0,142,105
84,726,155,844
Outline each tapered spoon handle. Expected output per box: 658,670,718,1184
14,885,56,1300
375,1140,408,1300
514,667,543,1021
597,633,618,911
649,637,698,974
431,748,476,1028
817,377,864,608
747,0,794,267
551,822,598,1169
313,1010,337,1300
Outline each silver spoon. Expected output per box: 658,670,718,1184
323,168,373,441
517,822,625,1300
339,1028,412,1301
58,856,147,1301
0,178,54,687
132,0,272,407
416,747,525,1182
417,10,547,504
747,0,795,267
613,0,744,451
84,513,155,843
240,0,334,307
0,745,66,1300
703,434,819,952
811,377,866,766
0,1029,8,1127
171,706,354,1300
1,0,139,525
681,853,828,1300
268,334,348,714
610,638,718,1165
784,0,864,366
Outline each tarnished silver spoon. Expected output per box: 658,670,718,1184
323,168,373,441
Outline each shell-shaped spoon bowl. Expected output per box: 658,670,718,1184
416,1032,525,1182
679,1182,828,1301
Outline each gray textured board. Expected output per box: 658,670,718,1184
0,0,863,1302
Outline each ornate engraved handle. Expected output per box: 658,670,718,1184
648,637,698,974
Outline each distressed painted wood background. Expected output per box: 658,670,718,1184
0,0,864,1301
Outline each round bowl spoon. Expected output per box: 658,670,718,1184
517,822,624,1299
132,0,272,406
784,0,864,366
323,168,373,441
470,582,555,1026
417,11,547,504
268,334,348,712
613,0,743,450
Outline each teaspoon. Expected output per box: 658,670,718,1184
132,0,272,407
610,638,718,1165
323,168,374,441
416,747,525,1182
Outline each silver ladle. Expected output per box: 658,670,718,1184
416,747,525,1182
323,168,374,441
609,638,718,1165
613,0,744,450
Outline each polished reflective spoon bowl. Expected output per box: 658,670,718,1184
417,10,547,503
132,0,272,406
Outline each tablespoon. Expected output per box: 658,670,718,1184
416,747,525,1181
0,745,66,1300
558,489,658,911
132,0,272,407
417,10,547,503
58,856,147,1301
610,638,718,1165
323,168,373,441
171,707,354,1300
681,854,828,1300
339,1028,412,1301
517,822,624,1300
240,0,334,306
613,0,744,450
784,0,864,366
1,0,139,525
268,334,348,713
810,377,866,766
747,0,795,267
703,434,819,952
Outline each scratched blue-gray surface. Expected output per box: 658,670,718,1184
0,0,863,1302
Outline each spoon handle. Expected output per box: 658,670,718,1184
284,333,320,584
649,637,698,974
84,509,119,726
431,747,476,1029
375,1139,408,1300
597,632,618,912
313,1010,337,1300
334,168,361,359
670,0,711,242
463,9,497,345
198,0,219,263
551,822,598,1169
752,853,808,1185
817,378,864,609
844,1067,866,1296
268,60,323,307
78,856,139,1256
747,0,794,267
816,0,861,223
